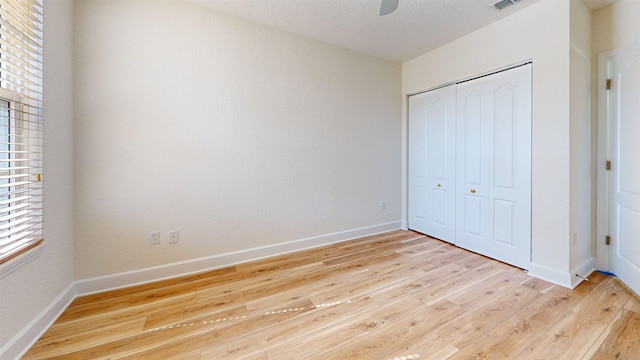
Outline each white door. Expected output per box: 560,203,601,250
609,40,640,295
455,64,532,269
408,85,456,243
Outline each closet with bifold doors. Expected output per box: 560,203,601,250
408,63,532,269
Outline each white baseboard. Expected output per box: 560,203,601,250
527,262,573,288
1,283,76,360
571,258,595,289
75,221,403,296
400,220,409,230
527,258,595,290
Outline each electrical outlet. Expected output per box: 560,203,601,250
380,201,386,210
150,231,160,245
169,231,179,244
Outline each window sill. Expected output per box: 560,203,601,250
0,243,45,280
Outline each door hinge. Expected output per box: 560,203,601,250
606,78,612,90
606,235,611,245
606,160,612,171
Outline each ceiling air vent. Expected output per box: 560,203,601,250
494,0,521,10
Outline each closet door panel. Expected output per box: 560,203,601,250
491,66,532,268
427,98,451,232
408,85,456,243
494,86,516,189
456,64,531,269
493,199,515,246
463,93,483,186
464,195,483,237
458,90,490,244
409,100,428,232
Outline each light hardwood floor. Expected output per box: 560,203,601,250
23,230,640,359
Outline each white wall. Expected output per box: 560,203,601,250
402,0,574,286
592,0,640,270
592,0,640,53
569,0,593,282
0,0,76,357
73,1,402,280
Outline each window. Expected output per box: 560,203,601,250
0,0,43,265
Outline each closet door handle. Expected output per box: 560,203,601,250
470,189,476,193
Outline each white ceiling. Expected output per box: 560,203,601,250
187,0,617,63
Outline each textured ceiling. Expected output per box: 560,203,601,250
187,0,615,63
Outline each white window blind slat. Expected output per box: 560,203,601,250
0,173,30,179
0,211,30,228
0,203,29,216
0,226,40,250
0,221,34,240
0,180,29,189
0,193,28,205
0,0,43,264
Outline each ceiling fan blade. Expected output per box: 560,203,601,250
379,0,399,16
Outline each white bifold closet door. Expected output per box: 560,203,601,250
455,64,531,269
408,84,456,243
408,64,531,269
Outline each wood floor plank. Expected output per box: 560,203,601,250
308,261,458,306
67,266,236,307
232,246,335,273
199,294,380,359
202,296,378,359
438,283,541,349
521,276,558,293
131,295,381,360
234,231,407,273
23,230,640,360
392,335,459,360
398,241,450,259
29,305,250,360
624,293,640,313
511,276,629,360
142,298,249,330
193,262,329,304
241,352,268,360
446,266,527,309
412,260,503,305
23,318,146,360
589,308,640,360
339,230,420,250
242,263,371,313
450,283,597,359
513,310,608,360
395,236,447,256
310,298,464,360
321,244,404,267
263,296,426,360
365,262,465,305
570,276,631,324
57,286,200,323
50,292,198,338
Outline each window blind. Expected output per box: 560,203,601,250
0,0,43,264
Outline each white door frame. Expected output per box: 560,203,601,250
595,50,613,271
